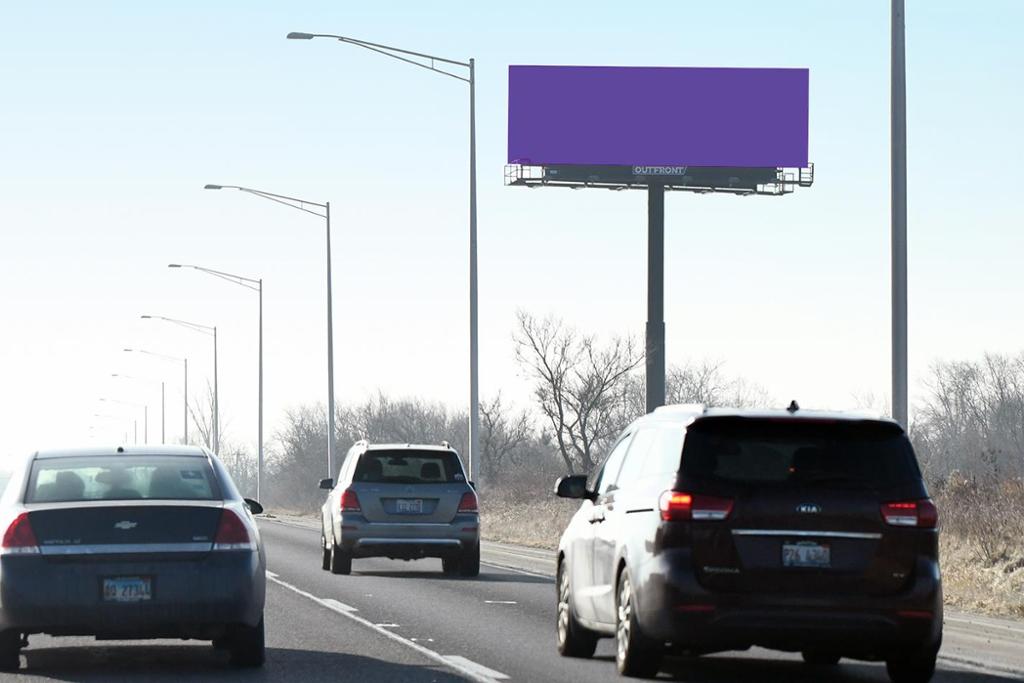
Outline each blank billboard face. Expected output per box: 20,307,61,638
507,66,809,168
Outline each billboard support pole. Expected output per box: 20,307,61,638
646,183,666,413
892,0,908,427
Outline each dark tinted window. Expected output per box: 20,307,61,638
26,455,219,503
354,450,465,484
681,419,920,488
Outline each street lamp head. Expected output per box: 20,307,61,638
123,348,134,352
204,184,223,190
140,315,152,319
168,264,182,268
287,32,315,40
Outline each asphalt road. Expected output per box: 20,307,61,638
6,516,1022,682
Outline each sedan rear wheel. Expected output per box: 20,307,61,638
615,570,663,678
556,562,598,658
228,616,265,668
0,630,21,672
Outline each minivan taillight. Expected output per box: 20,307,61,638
458,492,479,513
213,509,255,551
880,499,938,528
659,491,734,522
1,513,40,555
340,488,361,512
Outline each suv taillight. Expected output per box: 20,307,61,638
458,492,479,513
340,488,361,512
1,513,40,555
213,509,255,551
880,499,938,528
659,491,734,522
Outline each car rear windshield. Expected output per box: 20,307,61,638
353,450,465,485
26,455,219,503
681,418,921,489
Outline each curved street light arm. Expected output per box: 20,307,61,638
170,264,260,292
288,32,470,83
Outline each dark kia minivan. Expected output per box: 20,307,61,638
554,405,941,683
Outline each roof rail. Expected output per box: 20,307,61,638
353,439,369,448
440,440,451,449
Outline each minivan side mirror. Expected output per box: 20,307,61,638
319,478,334,490
555,475,592,500
244,498,264,515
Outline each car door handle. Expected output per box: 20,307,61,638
590,510,606,524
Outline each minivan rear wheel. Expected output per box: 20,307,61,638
886,645,938,683
0,630,21,672
615,570,663,678
556,562,598,658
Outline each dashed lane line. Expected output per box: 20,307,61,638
266,572,511,683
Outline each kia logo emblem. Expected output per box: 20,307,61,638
113,521,138,530
796,504,821,514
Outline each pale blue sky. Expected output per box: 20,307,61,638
1,1,1022,458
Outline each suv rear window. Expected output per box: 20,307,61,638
353,450,465,485
681,418,920,489
26,455,219,503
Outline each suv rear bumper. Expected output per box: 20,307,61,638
636,549,942,656
335,513,479,560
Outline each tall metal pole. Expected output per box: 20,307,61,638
646,184,666,413
161,382,166,444
213,327,220,452
325,202,336,479
183,358,189,445
134,420,138,445
144,405,148,444
468,58,480,484
258,279,264,501
892,0,909,427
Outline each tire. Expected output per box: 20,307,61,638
615,570,663,678
320,532,331,571
442,556,460,575
329,541,352,575
0,630,20,672
556,561,598,658
228,616,265,668
886,645,938,683
458,541,480,577
802,650,841,667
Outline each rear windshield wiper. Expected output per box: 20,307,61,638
797,475,876,490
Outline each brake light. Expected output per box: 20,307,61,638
213,509,255,551
340,488,361,512
659,491,733,522
458,491,479,513
881,499,938,528
1,512,40,555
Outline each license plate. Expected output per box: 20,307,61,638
396,498,424,514
782,541,831,568
102,576,152,602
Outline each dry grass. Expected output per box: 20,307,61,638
480,481,1024,619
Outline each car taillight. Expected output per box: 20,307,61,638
881,499,938,528
458,492,479,513
659,491,733,522
213,509,255,551
340,488,361,512
1,512,40,555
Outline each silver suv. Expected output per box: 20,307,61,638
319,441,480,576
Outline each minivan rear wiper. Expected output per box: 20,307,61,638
798,475,876,490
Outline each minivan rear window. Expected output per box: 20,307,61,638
681,418,920,489
353,450,465,485
26,455,219,503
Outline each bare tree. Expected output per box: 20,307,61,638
480,392,534,481
514,311,642,475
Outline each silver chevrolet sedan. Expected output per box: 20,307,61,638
0,446,266,671
319,441,480,576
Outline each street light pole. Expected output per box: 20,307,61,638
169,263,264,498
205,184,335,478
140,316,218,451
111,373,165,445
99,397,147,445
125,349,189,444
286,30,481,484
891,0,909,427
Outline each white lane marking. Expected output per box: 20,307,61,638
266,574,510,683
375,623,400,628
484,600,517,605
266,570,279,579
322,598,358,612
938,653,1024,677
443,656,511,680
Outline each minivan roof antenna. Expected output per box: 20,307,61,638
787,400,800,413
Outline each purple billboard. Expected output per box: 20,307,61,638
507,66,809,168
